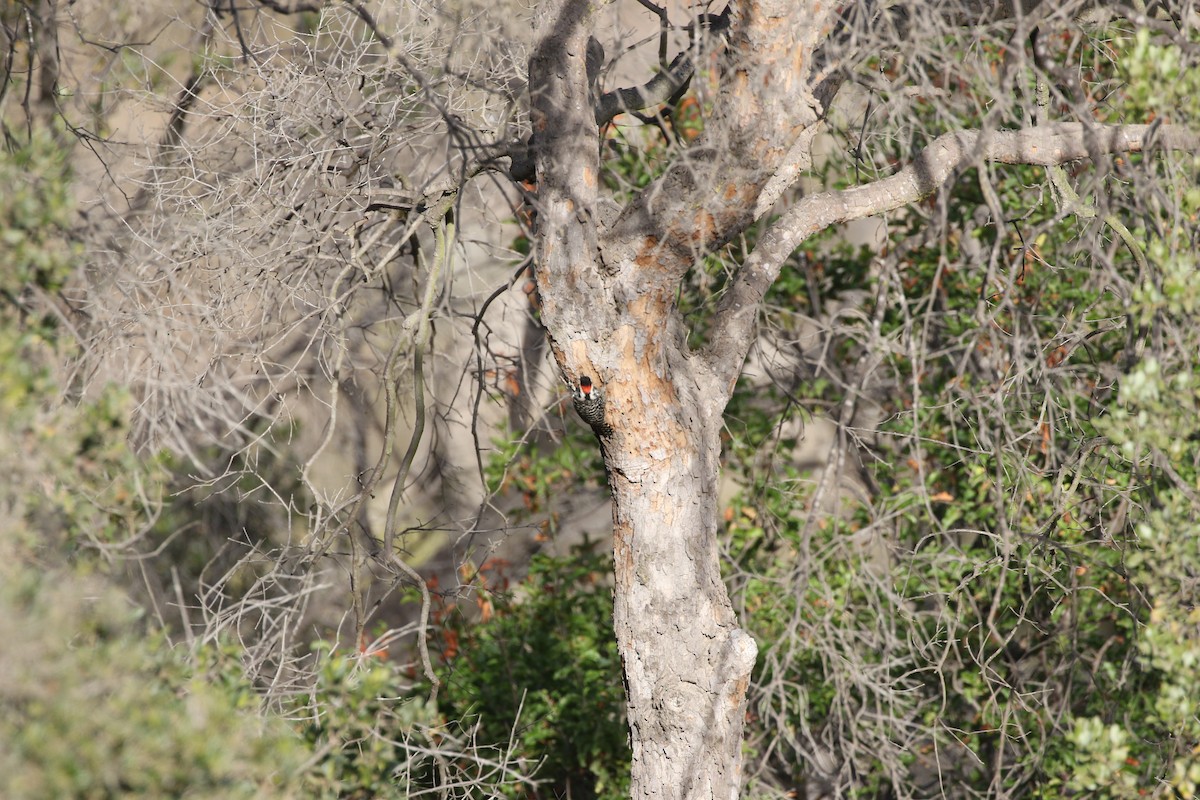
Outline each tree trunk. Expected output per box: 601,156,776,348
607,365,758,800
527,2,824,797
524,0,798,793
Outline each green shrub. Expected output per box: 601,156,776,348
431,547,631,800
0,565,306,799
0,133,77,298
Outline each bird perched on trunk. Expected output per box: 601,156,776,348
572,375,612,437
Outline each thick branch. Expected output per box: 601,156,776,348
594,49,693,126
527,0,612,364
510,10,732,183
601,0,835,285
593,9,731,127
703,122,1200,394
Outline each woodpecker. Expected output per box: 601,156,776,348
572,375,612,437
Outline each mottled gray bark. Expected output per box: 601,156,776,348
528,1,832,797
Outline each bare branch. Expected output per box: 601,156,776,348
593,7,731,127
594,48,693,127
704,122,1200,393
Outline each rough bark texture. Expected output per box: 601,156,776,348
529,1,833,797
608,404,758,800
